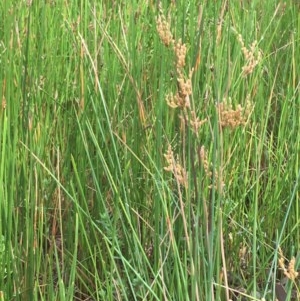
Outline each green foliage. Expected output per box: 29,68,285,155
0,0,299,300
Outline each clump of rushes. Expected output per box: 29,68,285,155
156,5,262,301
157,7,221,191
157,6,225,299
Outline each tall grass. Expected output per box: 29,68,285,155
0,1,299,300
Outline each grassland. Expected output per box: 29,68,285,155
0,1,299,300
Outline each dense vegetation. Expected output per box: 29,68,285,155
0,1,299,300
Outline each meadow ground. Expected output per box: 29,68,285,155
0,1,299,300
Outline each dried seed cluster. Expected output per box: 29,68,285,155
156,9,194,110
164,145,188,188
174,39,187,70
217,98,252,129
156,13,173,47
188,111,207,135
237,34,262,77
200,146,224,191
278,248,299,281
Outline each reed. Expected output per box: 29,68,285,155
0,1,299,300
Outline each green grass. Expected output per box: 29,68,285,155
0,1,299,300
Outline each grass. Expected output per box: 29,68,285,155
0,0,299,300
